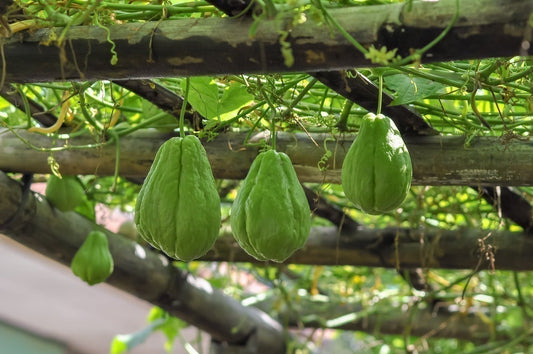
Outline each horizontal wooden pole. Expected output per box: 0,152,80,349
0,129,531,186
206,226,532,271
253,296,500,343
3,0,532,82
0,171,286,352
0,171,508,343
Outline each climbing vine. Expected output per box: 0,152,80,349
0,0,531,353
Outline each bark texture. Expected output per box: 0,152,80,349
0,129,531,186
206,226,532,270
0,171,519,345
2,0,531,82
0,172,285,352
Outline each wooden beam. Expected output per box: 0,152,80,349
0,171,286,352
252,296,501,343
3,0,532,82
206,226,533,270
0,171,509,344
0,129,531,186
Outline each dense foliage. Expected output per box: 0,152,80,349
0,0,532,353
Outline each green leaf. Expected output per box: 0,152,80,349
147,306,188,351
186,77,253,120
186,77,219,119
74,197,96,221
141,101,178,131
110,337,128,354
109,318,166,354
219,82,254,118
384,74,445,106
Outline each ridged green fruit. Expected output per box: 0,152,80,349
135,136,221,261
71,230,114,285
341,113,412,215
45,175,85,212
231,150,311,262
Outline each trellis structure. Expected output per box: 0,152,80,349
0,0,532,352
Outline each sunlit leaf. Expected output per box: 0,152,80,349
384,74,446,105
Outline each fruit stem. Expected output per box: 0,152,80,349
271,111,277,150
377,75,383,115
179,78,190,138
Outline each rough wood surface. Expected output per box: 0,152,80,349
0,172,285,352
253,296,500,343
0,171,523,344
0,129,531,186
2,0,531,82
206,226,532,270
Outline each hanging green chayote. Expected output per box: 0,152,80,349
71,230,114,286
231,149,311,262
341,113,413,215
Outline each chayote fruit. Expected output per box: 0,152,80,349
341,113,412,215
45,175,85,212
134,135,221,261
231,150,311,262
71,230,114,285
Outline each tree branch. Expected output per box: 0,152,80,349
206,0,436,137
2,0,531,82
477,186,533,232
0,171,286,352
0,170,512,345
253,296,501,343
0,129,531,187
112,79,205,129
311,71,437,136
304,185,359,233
205,226,532,270
0,84,57,127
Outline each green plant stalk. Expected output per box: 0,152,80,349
417,101,532,120
106,128,120,192
5,126,107,153
270,112,277,150
395,0,459,66
497,81,531,94
38,0,71,26
14,85,34,128
94,14,118,65
256,77,292,150
100,1,212,13
427,62,470,73
243,107,272,146
317,87,329,113
478,59,502,79
76,90,104,131
67,0,213,15
377,75,383,115
283,77,318,114
469,86,492,130
32,83,73,90
425,94,520,101
114,111,170,137
300,102,345,115
394,66,466,88
222,101,267,128
502,67,533,83
24,86,54,111
336,99,353,131
179,78,190,138
85,93,142,113
217,75,307,129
